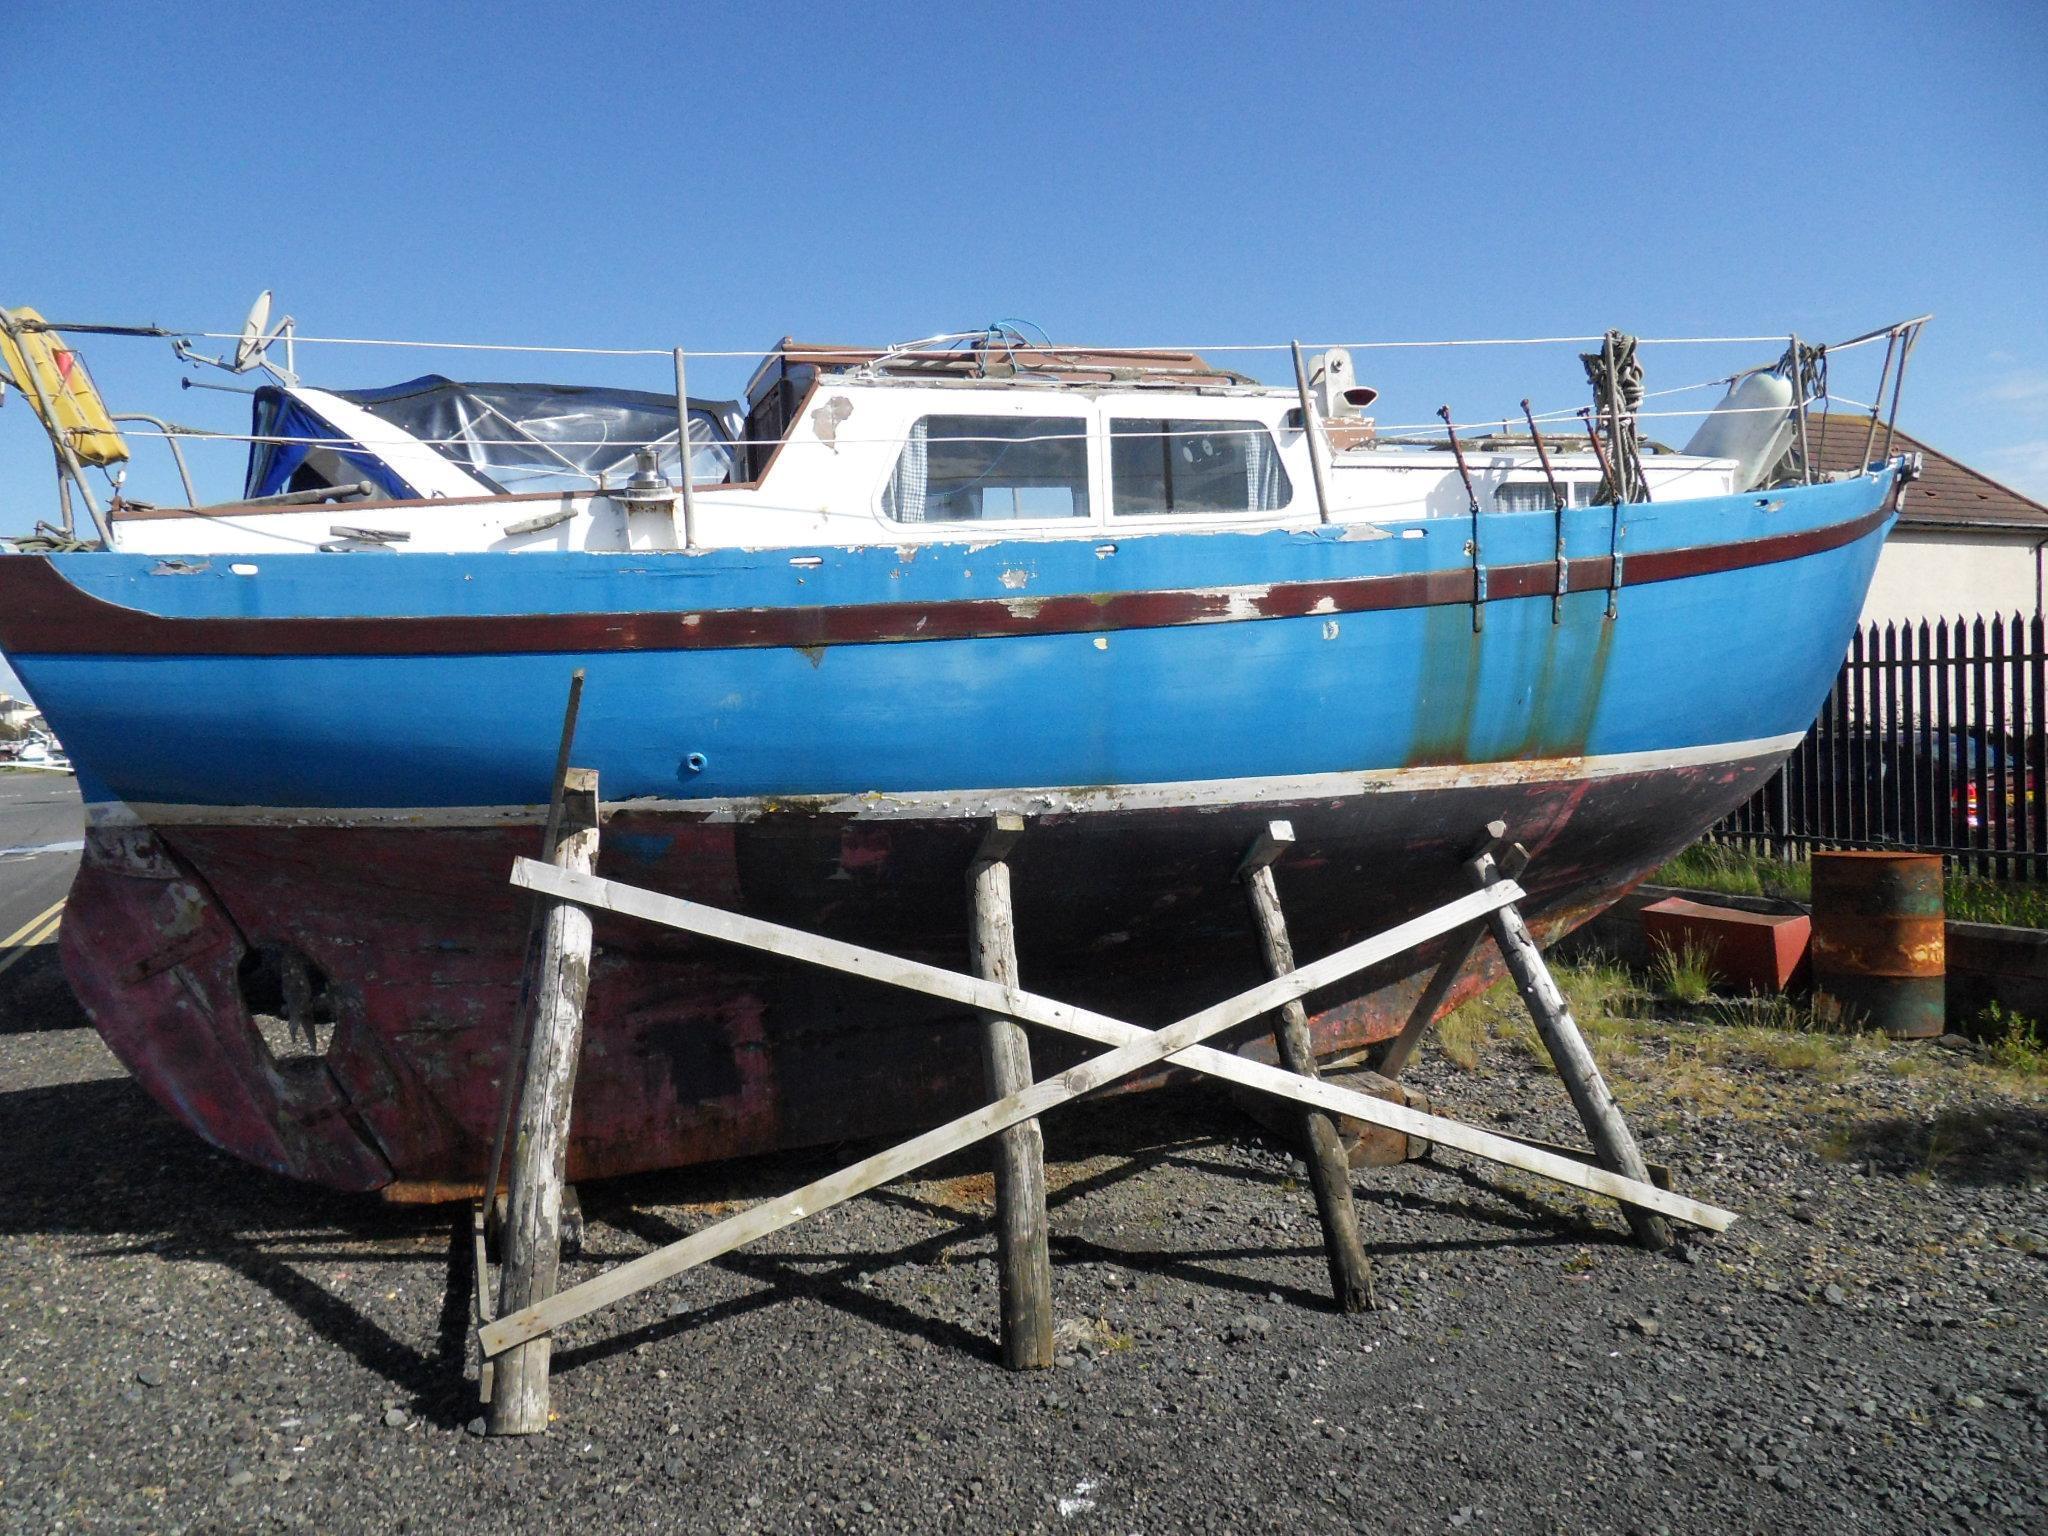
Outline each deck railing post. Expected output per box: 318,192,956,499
488,767,600,1435
673,347,698,548
1291,340,1333,525
1238,823,1376,1312
968,814,1055,1369
1520,398,1570,624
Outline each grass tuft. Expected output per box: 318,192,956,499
1947,877,2048,929
1434,1000,1493,1072
1647,936,1719,1004
1651,842,2048,929
1977,1003,2048,1077
1654,843,1810,901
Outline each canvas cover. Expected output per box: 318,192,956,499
246,375,737,498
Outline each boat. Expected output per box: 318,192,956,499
0,305,1925,1193
1,734,70,773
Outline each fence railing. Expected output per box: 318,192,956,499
1715,614,2048,877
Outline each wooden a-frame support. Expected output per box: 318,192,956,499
1464,825,1673,1251
1239,821,1376,1312
477,853,1735,1366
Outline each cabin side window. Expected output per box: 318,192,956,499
883,415,1091,523
1493,481,1554,512
1494,479,1609,511
741,360,819,482
1109,419,1291,517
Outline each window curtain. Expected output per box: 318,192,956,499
892,419,929,523
1244,427,1283,510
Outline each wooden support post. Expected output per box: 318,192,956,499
485,870,1730,1360
968,814,1054,1370
492,1184,585,1260
470,1202,495,1403
1238,822,1375,1312
481,867,1735,1360
1465,829,1674,1253
475,667,586,1300
1375,927,1487,1080
488,768,600,1435
1376,825,1519,1079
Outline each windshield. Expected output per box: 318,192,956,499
336,375,737,492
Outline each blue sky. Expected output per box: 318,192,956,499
2,0,2044,691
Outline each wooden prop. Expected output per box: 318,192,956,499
487,770,600,1434
470,670,585,1398
1375,926,1488,1080
479,670,587,1215
480,866,1733,1360
1375,826,1517,1080
1232,1059,1431,1168
1464,831,1674,1253
1237,821,1375,1312
968,814,1055,1369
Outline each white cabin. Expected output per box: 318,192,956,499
110,340,1754,557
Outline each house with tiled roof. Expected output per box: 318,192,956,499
1800,414,2048,626
0,693,43,740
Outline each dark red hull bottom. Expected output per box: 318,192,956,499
61,753,1781,1192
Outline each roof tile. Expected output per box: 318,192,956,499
1805,413,2048,528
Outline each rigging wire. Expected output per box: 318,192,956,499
163,330,1803,359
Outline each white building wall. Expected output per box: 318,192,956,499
1860,527,2043,628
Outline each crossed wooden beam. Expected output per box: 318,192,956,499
477,850,1737,1374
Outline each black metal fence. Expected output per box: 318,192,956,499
1715,614,2048,877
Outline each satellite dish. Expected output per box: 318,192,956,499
233,291,274,372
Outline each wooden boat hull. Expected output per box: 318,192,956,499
62,742,1784,1191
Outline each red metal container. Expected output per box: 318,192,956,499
1641,897,1810,993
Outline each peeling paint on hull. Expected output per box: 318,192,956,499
60,753,1783,1192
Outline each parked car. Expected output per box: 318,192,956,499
1779,727,2037,840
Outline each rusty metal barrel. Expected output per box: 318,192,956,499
1809,851,1946,1038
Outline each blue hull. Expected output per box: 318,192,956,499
7,472,1895,815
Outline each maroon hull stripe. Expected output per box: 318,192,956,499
0,505,1891,659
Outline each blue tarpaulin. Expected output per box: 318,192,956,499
244,389,422,501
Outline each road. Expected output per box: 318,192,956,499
0,768,82,978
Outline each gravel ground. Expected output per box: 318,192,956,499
2,944,2043,1535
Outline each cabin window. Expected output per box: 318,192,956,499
1494,481,1556,512
742,361,818,482
883,415,1091,522
1494,479,1609,511
1109,419,1291,516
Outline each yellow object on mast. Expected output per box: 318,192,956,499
0,306,128,466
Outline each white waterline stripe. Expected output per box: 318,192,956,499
86,734,1804,831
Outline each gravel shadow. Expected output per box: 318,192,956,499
0,947,88,1034
1835,1102,2048,1186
